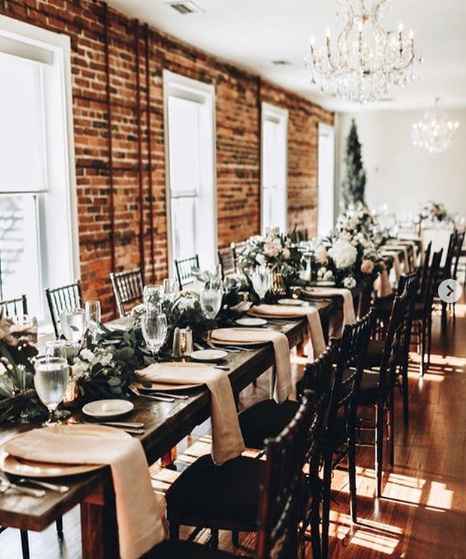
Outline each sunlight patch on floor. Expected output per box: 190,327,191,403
425,481,454,511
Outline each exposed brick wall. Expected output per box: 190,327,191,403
1,0,334,318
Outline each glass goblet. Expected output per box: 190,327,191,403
143,284,162,308
60,308,87,344
33,356,70,425
45,339,79,365
251,266,271,301
200,280,223,321
141,310,168,359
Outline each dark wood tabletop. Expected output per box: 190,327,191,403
0,299,337,540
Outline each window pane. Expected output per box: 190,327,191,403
0,53,47,192
0,195,41,316
171,197,196,261
168,96,201,196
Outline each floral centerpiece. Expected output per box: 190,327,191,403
419,201,449,223
238,229,302,281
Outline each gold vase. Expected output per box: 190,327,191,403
270,271,287,298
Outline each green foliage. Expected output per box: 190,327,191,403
342,120,367,208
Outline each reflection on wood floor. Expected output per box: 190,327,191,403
2,308,466,558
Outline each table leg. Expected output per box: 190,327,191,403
81,482,119,559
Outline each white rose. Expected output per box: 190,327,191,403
0,362,7,376
343,276,357,289
71,359,89,380
323,269,335,281
80,349,95,362
317,267,327,279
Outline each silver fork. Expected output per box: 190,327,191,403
15,478,69,494
0,474,45,498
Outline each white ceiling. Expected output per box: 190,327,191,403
108,0,466,112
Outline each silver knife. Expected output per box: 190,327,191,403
16,478,69,494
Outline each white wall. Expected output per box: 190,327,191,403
335,108,466,219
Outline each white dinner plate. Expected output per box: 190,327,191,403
235,317,268,327
277,298,304,306
82,399,134,419
190,349,228,362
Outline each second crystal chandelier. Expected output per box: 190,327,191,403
306,0,421,104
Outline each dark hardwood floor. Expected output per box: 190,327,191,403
2,305,466,558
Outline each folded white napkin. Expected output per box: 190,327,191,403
5,425,166,559
249,304,326,360
211,328,292,403
136,362,245,465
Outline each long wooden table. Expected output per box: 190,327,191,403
0,299,337,558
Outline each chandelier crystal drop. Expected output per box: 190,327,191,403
306,0,421,104
412,99,460,154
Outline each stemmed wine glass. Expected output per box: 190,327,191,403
163,278,179,303
33,356,70,425
141,309,168,359
85,300,101,341
45,339,79,365
60,308,87,344
250,266,271,302
200,278,223,320
143,285,162,308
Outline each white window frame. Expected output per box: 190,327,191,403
163,70,217,276
317,123,336,237
0,15,79,321
261,102,288,234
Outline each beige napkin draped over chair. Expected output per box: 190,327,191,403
4,424,166,559
384,244,411,273
374,269,393,298
248,303,326,360
210,327,292,403
302,287,356,337
137,362,245,465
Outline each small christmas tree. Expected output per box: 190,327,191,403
342,119,367,208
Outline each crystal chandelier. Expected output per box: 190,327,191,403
412,99,460,154
306,0,421,103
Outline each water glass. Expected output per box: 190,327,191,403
60,308,87,344
200,279,223,320
141,310,168,358
162,278,179,302
33,356,70,425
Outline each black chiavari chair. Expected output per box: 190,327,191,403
174,255,199,290
110,269,144,317
217,247,235,280
231,241,247,272
448,230,465,319
0,294,27,319
45,281,83,339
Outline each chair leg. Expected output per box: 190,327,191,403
420,322,427,377
389,393,395,468
375,403,384,498
402,363,409,428
232,530,240,548
310,487,322,559
20,530,30,559
56,516,64,540
426,316,433,368
347,425,358,524
209,529,219,549
321,452,333,559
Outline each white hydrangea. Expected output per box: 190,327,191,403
328,239,358,269
343,276,357,289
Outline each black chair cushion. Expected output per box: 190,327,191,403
364,339,385,368
166,454,264,529
238,399,299,450
146,540,235,558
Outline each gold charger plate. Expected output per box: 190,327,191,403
1,452,102,478
1,424,129,479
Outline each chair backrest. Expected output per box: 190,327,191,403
419,241,432,297
451,231,465,280
443,231,457,275
109,269,144,318
217,247,236,280
256,391,320,559
398,272,419,370
0,295,28,319
231,241,247,271
174,255,199,290
423,249,443,315
45,281,83,339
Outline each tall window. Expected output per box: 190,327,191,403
0,16,78,321
261,103,288,233
164,70,216,274
318,123,335,236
